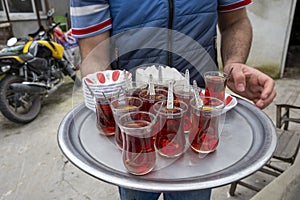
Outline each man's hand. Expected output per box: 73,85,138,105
224,63,276,109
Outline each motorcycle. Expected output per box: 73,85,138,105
0,23,80,124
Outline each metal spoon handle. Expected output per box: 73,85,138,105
192,80,203,108
226,67,234,80
167,81,174,109
184,69,190,92
158,65,163,85
148,74,155,96
84,80,95,98
123,69,131,89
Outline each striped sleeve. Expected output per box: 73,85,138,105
70,0,112,38
218,0,252,12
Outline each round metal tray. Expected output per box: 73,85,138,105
57,98,277,192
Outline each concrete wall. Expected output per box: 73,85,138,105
11,21,46,38
48,0,70,17
10,0,69,38
217,0,297,79
245,0,297,78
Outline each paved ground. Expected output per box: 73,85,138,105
213,67,300,200
0,78,119,200
0,68,299,200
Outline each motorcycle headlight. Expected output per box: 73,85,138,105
1,65,11,73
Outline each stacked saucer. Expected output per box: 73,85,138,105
82,70,132,111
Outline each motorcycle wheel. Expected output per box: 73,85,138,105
0,75,41,124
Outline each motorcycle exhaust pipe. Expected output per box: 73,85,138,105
47,81,64,95
10,83,47,94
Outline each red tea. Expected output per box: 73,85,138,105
122,119,156,175
154,103,187,158
154,84,168,91
111,97,143,150
126,82,148,98
115,127,123,149
139,89,167,112
189,97,224,153
95,99,115,136
189,110,219,153
114,104,138,150
173,86,194,133
205,75,226,102
127,88,144,98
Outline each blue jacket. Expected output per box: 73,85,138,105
71,0,252,85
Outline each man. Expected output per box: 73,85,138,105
70,0,276,199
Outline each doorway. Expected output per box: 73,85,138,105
284,1,300,78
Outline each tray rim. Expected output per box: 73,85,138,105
57,98,277,192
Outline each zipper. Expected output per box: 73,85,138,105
167,0,174,67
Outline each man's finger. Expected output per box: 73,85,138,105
230,66,246,92
255,90,276,109
258,74,276,100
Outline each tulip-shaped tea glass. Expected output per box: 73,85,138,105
152,100,188,158
139,88,167,112
173,84,199,133
95,91,122,136
203,71,227,102
189,96,224,153
125,81,148,98
110,96,144,150
118,111,157,175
